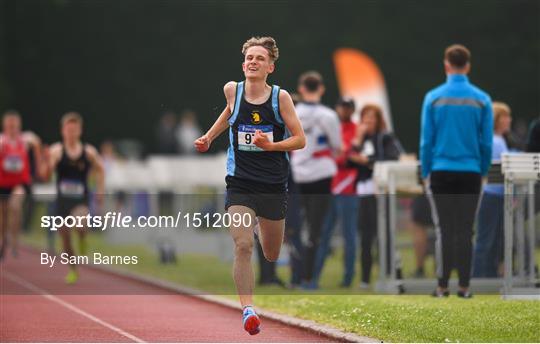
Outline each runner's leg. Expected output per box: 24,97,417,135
7,186,26,256
257,217,285,262
72,205,90,255
228,205,256,307
59,227,74,260
59,221,80,284
0,195,8,259
58,203,78,283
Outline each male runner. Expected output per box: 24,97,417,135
0,110,45,260
194,36,305,335
45,112,105,283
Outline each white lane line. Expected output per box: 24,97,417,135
3,271,146,343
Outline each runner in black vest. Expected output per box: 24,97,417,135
46,112,105,284
194,37,305,336
55,142,91,216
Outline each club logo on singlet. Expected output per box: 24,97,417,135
238,124,274,152
251,111,262,124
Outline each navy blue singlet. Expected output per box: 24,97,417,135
226,81,289,185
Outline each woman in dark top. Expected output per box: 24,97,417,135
348,104,402,288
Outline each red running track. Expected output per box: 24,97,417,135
0,249,336,342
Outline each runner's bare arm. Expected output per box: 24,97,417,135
42,142,62,181
85,145,105,196
253,89,305,152
23,131,47,181
194,82,236,153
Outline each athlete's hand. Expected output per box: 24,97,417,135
348,152,369,165
356,123,368,137
194,134,211,153
253,130,273,151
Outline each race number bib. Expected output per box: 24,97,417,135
2,155,23,173
238,124,273,152
59,179,85,198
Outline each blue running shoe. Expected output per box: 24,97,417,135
242,306,261,335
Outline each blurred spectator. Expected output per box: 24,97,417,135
100,140,120,173
473,101,511,278
526,117,540,152
420,44,493,298
289,92,302,105
285,172,304,288
348,104,402,288
291,71,341,287
526,117,540,215
284,93,304,288
176,109,202,155
155,111,178,154
116,139,145,160
312,97,358,288
504,118,528,151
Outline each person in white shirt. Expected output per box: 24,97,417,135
291,71,341,286
176,109,202,155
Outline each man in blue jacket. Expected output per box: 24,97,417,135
420,44,493,298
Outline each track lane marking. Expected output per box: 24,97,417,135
3,270,146,343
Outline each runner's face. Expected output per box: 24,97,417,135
62,121,82,141
2,116,21,136
243,46,274,80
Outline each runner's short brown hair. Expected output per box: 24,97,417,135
61,112,83,126
242,36,279,62
444,44,471,68
2,109,21,121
